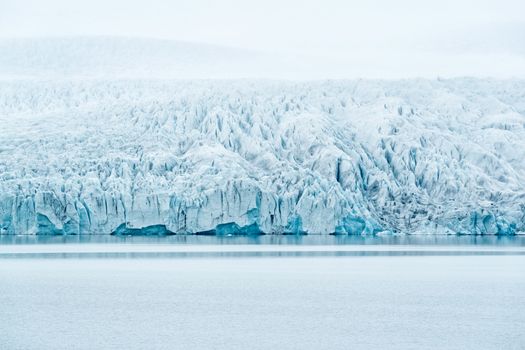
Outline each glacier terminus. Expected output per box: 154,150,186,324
1,79,524,235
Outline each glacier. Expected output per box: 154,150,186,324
0,79,524,235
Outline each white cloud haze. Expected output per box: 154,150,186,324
1,0,524,78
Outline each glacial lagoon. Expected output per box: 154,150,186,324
1,236,525,349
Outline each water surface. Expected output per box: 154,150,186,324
1,234,524,246
2,236,524,349
1,256,524,350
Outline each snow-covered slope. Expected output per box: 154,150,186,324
0,37,316,80
1,79,524,235
3,36,525,80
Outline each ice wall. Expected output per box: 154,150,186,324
0,79,524,235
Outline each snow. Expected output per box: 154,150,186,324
2,37,525,80
0,37,303,80
1,77,524,235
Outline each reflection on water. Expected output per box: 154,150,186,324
1,250,524,259
1,234,524,246
1,234,525,259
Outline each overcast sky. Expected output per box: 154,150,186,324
1,0,524,77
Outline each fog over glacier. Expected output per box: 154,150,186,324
2,0,525,78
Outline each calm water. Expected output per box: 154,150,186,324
1,256,524,350
1,236,524,349
1,234,525,246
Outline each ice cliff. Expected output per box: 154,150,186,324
1,79,524,235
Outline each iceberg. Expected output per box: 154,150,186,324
0,79,524,235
